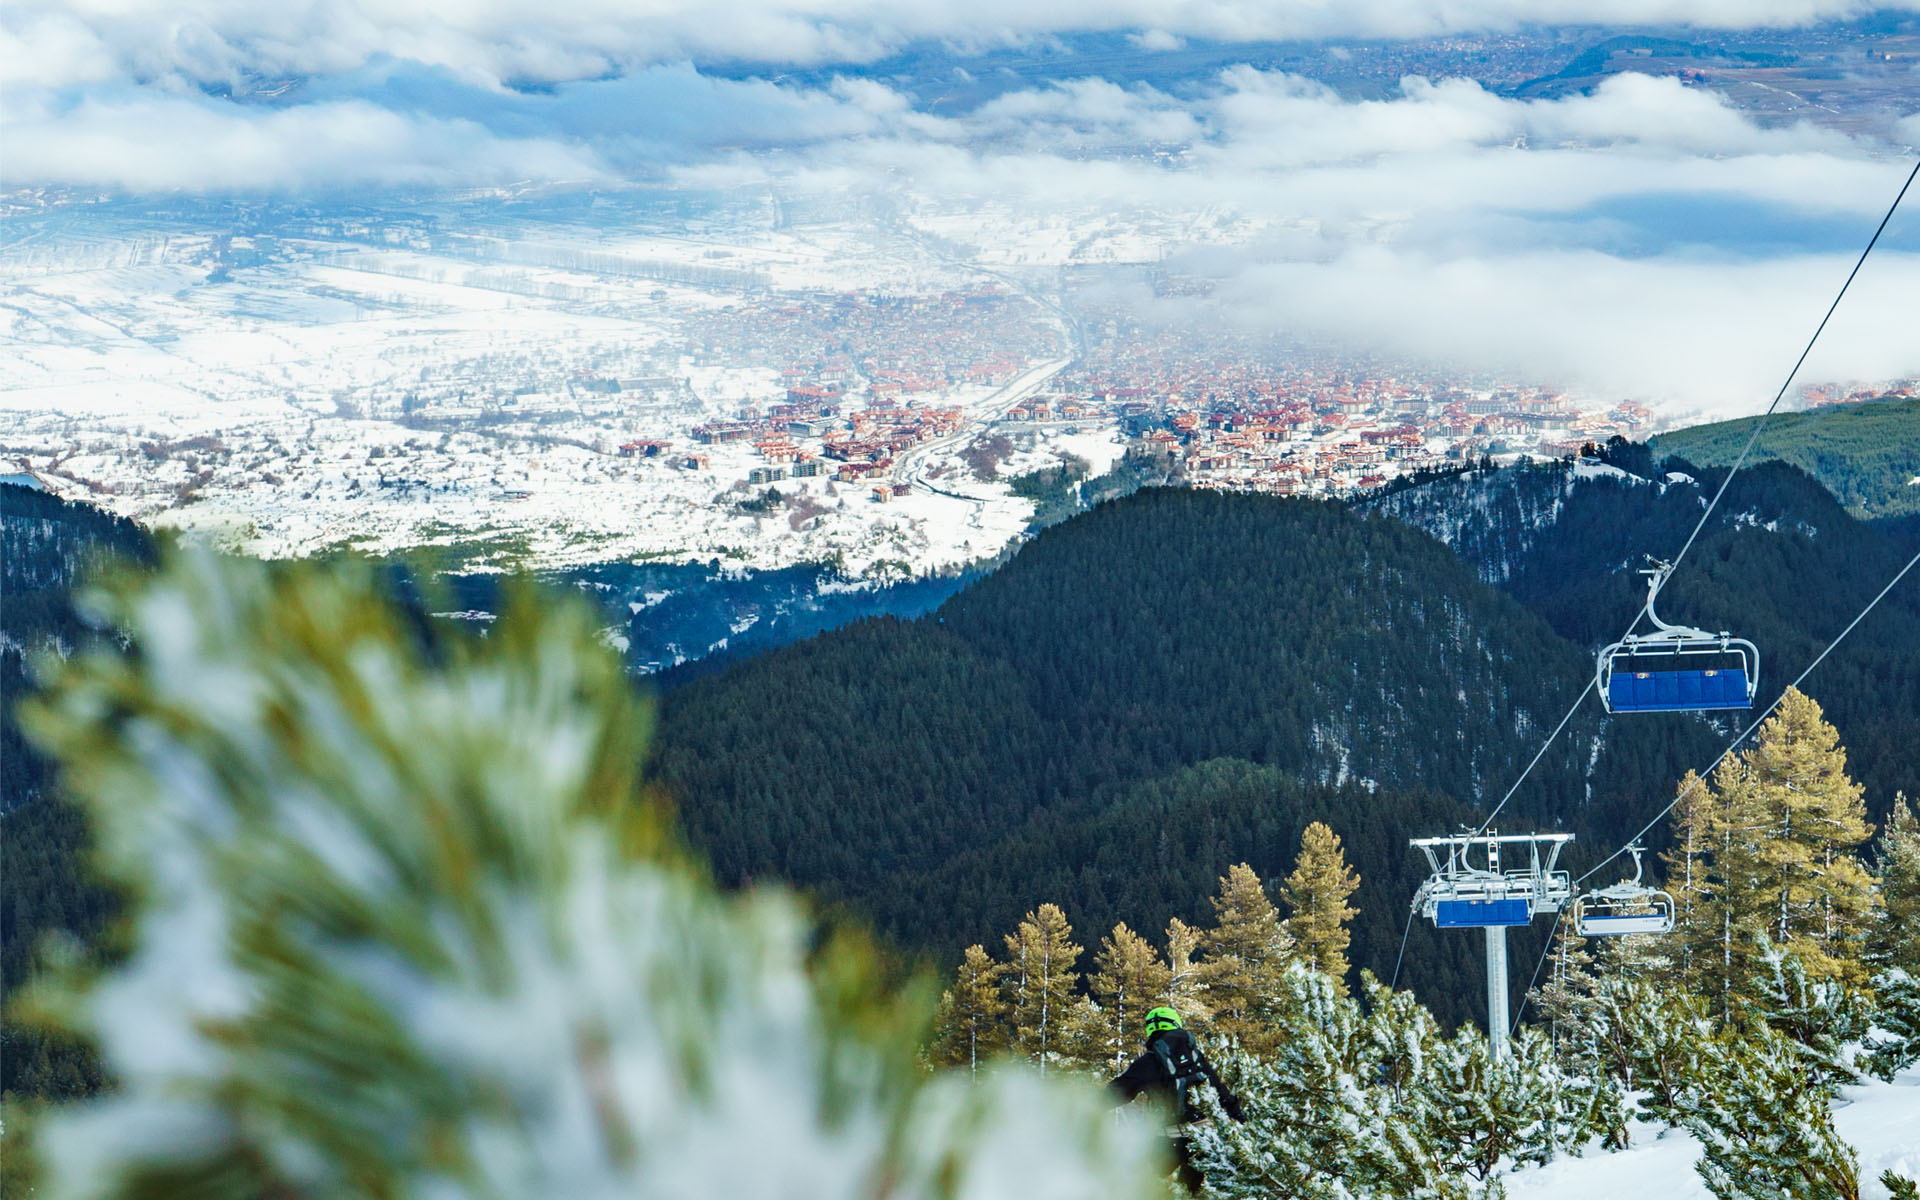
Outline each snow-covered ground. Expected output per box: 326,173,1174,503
0,210,1111,575
1505,1068,1920,1200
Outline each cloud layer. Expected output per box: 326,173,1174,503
6,0,1919,92
3,3,1917,412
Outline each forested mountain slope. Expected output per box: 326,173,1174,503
1,483,149,1098
3,481,154,812
1371,459,1920,819
656,469,1920,1020
1648,395,1920,519
654,491,1698,1015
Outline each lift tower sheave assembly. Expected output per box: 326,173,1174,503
1410,831,1573,1061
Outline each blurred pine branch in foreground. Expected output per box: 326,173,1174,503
8,549,1159,1200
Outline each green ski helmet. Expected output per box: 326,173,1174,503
1143,1006,1184,1039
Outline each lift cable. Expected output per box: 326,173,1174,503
1464,155,1920,843
1509,907,1565,1034
1388,902,1417,992
1574,544,1920,890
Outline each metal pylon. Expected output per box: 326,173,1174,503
1485,925,1509,1061
1409,829,1572,1062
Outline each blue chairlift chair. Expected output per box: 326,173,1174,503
1597,559,1758,714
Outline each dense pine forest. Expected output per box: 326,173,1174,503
1,484,149,1100
654,461,1920,1022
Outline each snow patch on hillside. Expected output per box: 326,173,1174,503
1571,460,1647,485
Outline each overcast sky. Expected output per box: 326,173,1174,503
4,0,1918,411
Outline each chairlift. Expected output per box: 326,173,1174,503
1411,831,1573,928
1596,558,1758,714
1571,844,1675,937
1410,830,1574,1061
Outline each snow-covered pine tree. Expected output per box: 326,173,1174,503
1003,903,1082,1075
1191,965,1395,1200
1200,864,1294,1055
1281,821,1362,995
1592,977,1716,1132
1193,966,1621,1200
16,549,1163,1200
1417,1024,1563,1187
1747,941,1868,1087
1684,1020,1860,1200
1525,929,1628,1156
1087,922,1171,1075
1870,792,1920,971
1860,966,1920,1082
930,944,1009,1078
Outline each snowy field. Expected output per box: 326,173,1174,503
1505,1067,1920,1200
0,206,1111,575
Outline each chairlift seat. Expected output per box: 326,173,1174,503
1571,856,1675,936
1433,898,1531,927
1606,667,1750,713
1574,911,1673,936
1595,559,1760,715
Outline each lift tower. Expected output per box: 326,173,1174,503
1410,831,1573,1060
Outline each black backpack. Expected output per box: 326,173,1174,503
1150,1029,1207,1122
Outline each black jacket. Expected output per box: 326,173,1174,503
1110,1029,1245,1124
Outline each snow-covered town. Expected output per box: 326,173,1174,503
5,197,1911,575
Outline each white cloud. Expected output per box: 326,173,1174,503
0,96,604,191
3,0,1914,418
655,67,1920,412
1127,29,1185,52
4,0,1917,92
1215,248,1920,414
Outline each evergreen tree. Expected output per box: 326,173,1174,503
1861,967,1920,1082
929,943,1007,1077
1192,967,1382,1200
12,549,1166,1200
1002,903,1082,1074
1738,689,1876,985
1196,970,1612,1200
1281,821,1361,994
1870,793,1920,971
1531,925,1601,1062
1685,1021,1860,1200
1164,917,1210,1023
1421,1026,1562,1185
1592,978,1716,1132
1058,995,1108,1074
1663,768,1715,984
1698,759,1778,1015
1200,865,1294,1055
1087,922,1171,1075
1747,942,1868,1087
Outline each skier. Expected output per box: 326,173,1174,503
1110,1006,1245,1192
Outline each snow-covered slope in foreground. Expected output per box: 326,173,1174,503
1506,1068,1920,1200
